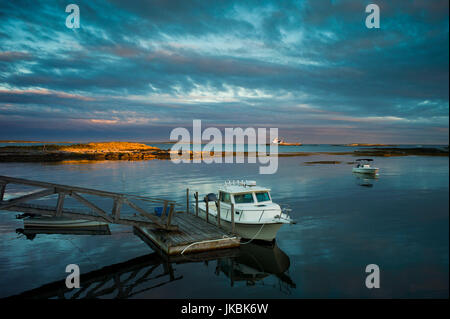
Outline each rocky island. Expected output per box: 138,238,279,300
0,142,171,162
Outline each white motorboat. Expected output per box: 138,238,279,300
352,158,379,175
194,181,294,242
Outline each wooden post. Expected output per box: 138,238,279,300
162,200,168,218
166,203,175,228
195,192,198,217
217,201,221,226
186,188,189,214
55,193,65,216
112,197,122,221
205,201,209,223
0,182,6,201
231,203,235,233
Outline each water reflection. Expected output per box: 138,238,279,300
1,155,447,298
7,230,295,299
352,172,378,188
216,243,296,293
16,226,111,241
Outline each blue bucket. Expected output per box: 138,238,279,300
154,207,164,217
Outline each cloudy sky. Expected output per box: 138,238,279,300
0,0,448,143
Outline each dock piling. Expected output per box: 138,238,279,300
166,203,175,228
0,182,6,201
186,188,189,214
231,203,235,234
216,201,221,226
195,192,199,217
55,193,65,217
162,200,168,218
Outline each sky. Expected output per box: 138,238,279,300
0,0,448,144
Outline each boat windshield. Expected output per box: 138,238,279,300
220,192,231,203
255,192,270,202
234,193,254,204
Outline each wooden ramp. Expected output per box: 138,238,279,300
0,175,178,230
135,212,240,255
1,175,241,256
0,176,240,255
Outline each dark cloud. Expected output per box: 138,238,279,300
0,0,448,143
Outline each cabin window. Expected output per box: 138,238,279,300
234,193,254,204
255,192,270,202
220,192,231,203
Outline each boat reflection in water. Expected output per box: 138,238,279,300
15,213,111,240
216,243,295,292
16,225,111,240
353,172,379,188
9,227,295,298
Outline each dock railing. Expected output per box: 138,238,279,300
0,175,179,230
190,188,235,234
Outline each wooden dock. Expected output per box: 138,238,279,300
0,175,240,255
134,213,240,255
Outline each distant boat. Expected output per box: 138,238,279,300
352,159,379,175
271,138,302,146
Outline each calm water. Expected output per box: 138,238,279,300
0,154,448,298
145,143,448,153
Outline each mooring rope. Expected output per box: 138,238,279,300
180,235,239,255
239,223,265,245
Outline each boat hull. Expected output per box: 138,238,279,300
222,220,283,242
352,167,379,174
197,207,284,242
23,216,108,228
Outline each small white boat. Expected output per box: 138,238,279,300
19,214,108,229
194,181,294,242
352,159,379,175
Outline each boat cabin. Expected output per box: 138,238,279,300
218,181,272,206
355,158,374,168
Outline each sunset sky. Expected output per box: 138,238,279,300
0,0,448,143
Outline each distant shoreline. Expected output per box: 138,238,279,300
0,140,447,146
0,142,447,163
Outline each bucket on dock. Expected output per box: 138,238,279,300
154,207,164,217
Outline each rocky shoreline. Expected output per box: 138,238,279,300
0,142,171,162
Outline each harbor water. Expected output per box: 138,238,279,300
0,153,448,298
